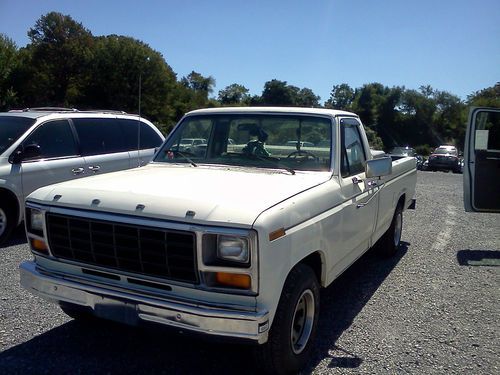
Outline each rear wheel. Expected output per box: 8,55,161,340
376,203,403,257
0,200,16,246
255,264,320,374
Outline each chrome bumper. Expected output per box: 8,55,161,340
20,261,269,344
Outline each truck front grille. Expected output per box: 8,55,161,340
46,213,198,284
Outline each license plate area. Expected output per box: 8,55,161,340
94,297,138,326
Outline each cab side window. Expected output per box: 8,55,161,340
73,118,126,156
341,119,366,177
23,120,77,160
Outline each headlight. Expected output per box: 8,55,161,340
217,235,249,263
30,209,44,232
26,207,44,236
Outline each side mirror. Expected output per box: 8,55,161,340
23,144,42,160
9,145,24,164
365,157,392,178
10,144,41,163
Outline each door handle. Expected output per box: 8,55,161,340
72,167,85,175
88,165,101,173
356,182,385,209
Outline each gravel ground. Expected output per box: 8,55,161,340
0,171,499,374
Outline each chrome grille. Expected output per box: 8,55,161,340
46,213,198,284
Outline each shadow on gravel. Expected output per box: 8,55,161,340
305,241,409,372
0,226,27,249
0,319,253,374
0,243,409,374
457,249,500,267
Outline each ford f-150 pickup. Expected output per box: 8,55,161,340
20,107,417,374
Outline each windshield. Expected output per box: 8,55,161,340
155,114,333,172
0,116,35,154
434,148,457,155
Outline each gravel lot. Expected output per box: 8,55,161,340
1,171,499,374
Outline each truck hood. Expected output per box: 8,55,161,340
28,163,331,227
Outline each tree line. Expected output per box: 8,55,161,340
0,12,498,153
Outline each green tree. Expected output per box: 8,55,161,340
83,35,178,127
261,79,296,106
324,83,354,110
15,12,94,107
180,71,216,109
467,83,500,108
296,87,320,107
0,34,18,110
433,90,466,148
217,83,249,105
260,79,320,107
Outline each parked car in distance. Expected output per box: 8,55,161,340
415,155,424,170
387,146,422,169
285,140,315,147
427,145,461,173
0,108,164,245
388,146,416,158
421,158,429,171
178,138,207,151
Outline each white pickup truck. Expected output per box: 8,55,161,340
20,107,416,374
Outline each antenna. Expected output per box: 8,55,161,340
137,57,150,167
137,72,142,167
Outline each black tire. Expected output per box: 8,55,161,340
0,200,16,247
376,203,403,258
255,264,320,374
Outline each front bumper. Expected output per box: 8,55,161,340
20,261,269,344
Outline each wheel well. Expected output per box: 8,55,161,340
297,252,323,285
397,194,406,210
0,188,20,224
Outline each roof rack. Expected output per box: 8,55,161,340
76,110,129,115
21,107,78,112
12,107,130,115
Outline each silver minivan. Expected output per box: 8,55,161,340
0,108,165,245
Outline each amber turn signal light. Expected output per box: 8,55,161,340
30,238,48,254
215,272,251,289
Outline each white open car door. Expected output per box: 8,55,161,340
464,107,500,213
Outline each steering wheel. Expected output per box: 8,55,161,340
286,150,318,160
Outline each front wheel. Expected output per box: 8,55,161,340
0,201,16,246
255,264,320,374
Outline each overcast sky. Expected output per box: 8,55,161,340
1,0,499,102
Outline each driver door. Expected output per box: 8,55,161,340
339,118,379,260
464,107,500,213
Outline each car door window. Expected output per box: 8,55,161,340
73,118,127,156
22,120,77,160
118,119,163,150
341,119,366,177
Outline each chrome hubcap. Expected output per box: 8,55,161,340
0,208,6,236
290,289,315,354
393,211,402,247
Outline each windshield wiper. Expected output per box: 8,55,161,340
247,154,295,175
169,150,198,167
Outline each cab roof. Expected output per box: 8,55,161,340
186,106,358,118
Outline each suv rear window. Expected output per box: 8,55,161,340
0,116,35,154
